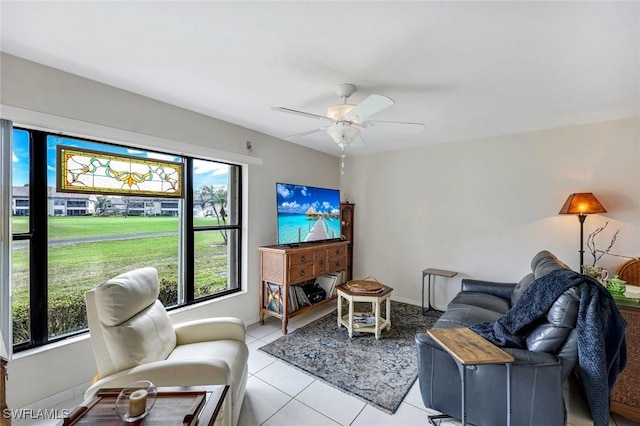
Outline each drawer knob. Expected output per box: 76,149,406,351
300,270,306,276
319,259,325,265
301,255,306,262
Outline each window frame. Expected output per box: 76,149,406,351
11,127,243,352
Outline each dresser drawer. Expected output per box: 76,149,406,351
314,249,328,274
289,252,313,266
288,263,314,283
328,257,346,270
328,245,346,259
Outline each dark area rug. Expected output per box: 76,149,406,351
258,302,442,414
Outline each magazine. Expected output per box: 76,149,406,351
352,312,376,328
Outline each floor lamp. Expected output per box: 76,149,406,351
558,193,607,272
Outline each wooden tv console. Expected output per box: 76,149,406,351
258,240,349,334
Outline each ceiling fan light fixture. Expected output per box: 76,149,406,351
327,122,360,147
272,83,424,152
326,104,355,121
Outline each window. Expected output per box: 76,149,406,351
11,128,242,350
191,159,241,302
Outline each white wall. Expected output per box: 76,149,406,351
0,53,340,408
3,51,639,410
341,118,640,310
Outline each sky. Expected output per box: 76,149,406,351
276,183,340,215
11,128,229,190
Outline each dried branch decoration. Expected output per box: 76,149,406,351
586,221,620,266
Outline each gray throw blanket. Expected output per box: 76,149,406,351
470,269,627,426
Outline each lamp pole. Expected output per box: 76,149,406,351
578,213,586,272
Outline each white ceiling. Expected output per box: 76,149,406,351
1,1,639,156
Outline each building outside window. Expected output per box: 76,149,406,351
11,127,242,351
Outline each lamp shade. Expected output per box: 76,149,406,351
327,122,361,147
558,193,607,215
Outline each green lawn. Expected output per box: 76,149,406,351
12,215,225,239
11,215,231,305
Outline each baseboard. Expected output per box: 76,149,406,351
17,380,91,412
391,296,447,311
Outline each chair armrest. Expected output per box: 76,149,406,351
84,358,231,399
174,317,246,345
461,279,516,301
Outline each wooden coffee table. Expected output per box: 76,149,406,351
62,385,228,425
336,283,393,339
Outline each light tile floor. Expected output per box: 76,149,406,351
240,305,639,426
13,304,640,425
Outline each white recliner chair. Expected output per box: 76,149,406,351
84,267,248,426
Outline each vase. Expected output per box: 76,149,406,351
115,380,157,422
582,265,609,283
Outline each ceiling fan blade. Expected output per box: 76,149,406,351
364,120,425,134
284,128,327,139
271,107,332,122
346,94,394,120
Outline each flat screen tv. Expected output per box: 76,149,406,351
276,182,341,245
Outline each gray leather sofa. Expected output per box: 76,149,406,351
415,251,579,426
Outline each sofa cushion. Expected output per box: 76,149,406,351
448,292,511,314
511,251,572,305
435,305,504,328
526,286,580,354
532,250,571,279
511,273,534,306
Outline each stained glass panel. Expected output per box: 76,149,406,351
57,145,183,198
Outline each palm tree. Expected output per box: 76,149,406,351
198,185,229,244
96,196,111,215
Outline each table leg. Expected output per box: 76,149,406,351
386,296,391,330
337,293,342,328
282,285,288,334
348,297,354,338
421,272,429,315
259,280,265,324
374,300,381,339
428,274,434,310
461,365,467,426
506,363,512,426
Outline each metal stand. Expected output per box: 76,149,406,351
427,328,513,426
421,268,457,314
427,414,451,425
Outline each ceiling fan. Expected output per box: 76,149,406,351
271,83,424,149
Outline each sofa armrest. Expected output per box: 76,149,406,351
461,279,516,301
174,317,246,345
84,358,231,399
417,332,560,367
502,347,562,367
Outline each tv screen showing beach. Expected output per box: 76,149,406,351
276,183,341,245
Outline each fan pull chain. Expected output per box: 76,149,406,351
341,152,346,175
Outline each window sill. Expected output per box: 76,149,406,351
12,288,247,361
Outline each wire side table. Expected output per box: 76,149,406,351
422,268,458,314
427,328,514,426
